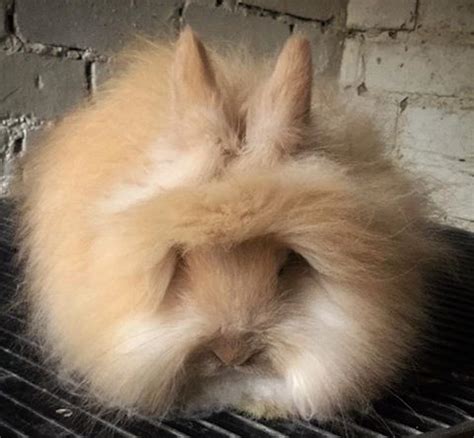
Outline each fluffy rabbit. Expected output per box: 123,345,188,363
17,28,440,420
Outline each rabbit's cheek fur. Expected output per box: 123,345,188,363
79,312,197,412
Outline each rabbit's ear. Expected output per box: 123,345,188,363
172,26,220,113
245,36,312,165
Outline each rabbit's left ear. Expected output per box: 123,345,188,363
245,36,312,165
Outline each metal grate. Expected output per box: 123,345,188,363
1,200,473,438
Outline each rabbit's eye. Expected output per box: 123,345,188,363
278,250,307,276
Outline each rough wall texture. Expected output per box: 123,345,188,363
0,0,472,230
341,0,474,231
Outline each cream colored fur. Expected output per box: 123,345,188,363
17,28,441,420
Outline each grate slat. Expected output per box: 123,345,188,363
257,419,340,438
0,418,30,438
204,413,285,437
0,368,137,438
0,389,82,438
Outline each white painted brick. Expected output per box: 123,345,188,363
184,2,290,54
0,52,87,119
93,59,117,90
0,125,14,197
294,22,344,77
339,37,364,87
399,148,474,226
24,126,46,151
240,0,343,21
0,126,8,155
364,38,474,97
397,104,474,160
16,0,180,54
0,0,7,39
418,0,474,34
347,0,416,30
0,175,12,196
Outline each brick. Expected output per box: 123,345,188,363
399,148,474,226
239,0,344,21
0,175,10,196
16,0,181,54
294,22,345,77
397,104,474,160
0,52,87,119
418,0,474,34
0,125,14,196
0,125,8,155
347,0,416,30
363,38,474,97
365,40,474,97
92,60,117,90
1,120,44,194
184,2,290,54
0,153,18,194
24,126,46,151
0,0,7,40
339,37,364,87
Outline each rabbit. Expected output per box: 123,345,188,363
17,27,441,420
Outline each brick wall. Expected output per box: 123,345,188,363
0,0,472,230
341,0,474,231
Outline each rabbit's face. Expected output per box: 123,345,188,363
139,239,320,416
120,234,396,419
179,240,289,376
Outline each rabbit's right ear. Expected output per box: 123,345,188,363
172,27,220,114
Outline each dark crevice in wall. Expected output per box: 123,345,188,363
85,62,95,96
413,0,421,29
320,16,335,33
13,41,108,62
238,3,335,26
12,137,23,155
5,0,16,35
176,1,185,31
399,97,409,113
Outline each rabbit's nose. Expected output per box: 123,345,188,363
210,336,256,367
